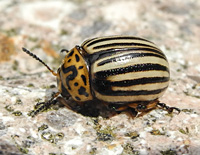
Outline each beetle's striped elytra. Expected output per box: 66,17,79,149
22,35,180,117
82,36,169,104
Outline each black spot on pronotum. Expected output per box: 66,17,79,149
78,66,84,69
75,54,80,62
75,96,81,101
68,59,71,62
74,82,78,86
81,75,87,85
67,50,74,58
78,86,89,97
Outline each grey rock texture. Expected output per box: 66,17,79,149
0,0,200,154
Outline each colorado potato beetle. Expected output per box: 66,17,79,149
22,35,180,117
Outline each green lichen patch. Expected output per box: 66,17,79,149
49,153,77,155
183,90,200,99
5,105,14,112
38,124,49,132
27,110,35,117
2,28,19,36
54,132,64,141
27,83,35,87
96,131,113,141
12,111,22,116
92,118,116,141
122,143,139,155
22,136,36,148
41,132,54,143
11,135,29,154
182,109,194,113
160,149,177,155
34,98,42,103
60,29,69,36
124,131,139,140
179,127,189,135
28,36,39,42
96,126,116,142
15,98,23,105
0,75,4,80
12,60,19,71
150,129,165,135
89,147,97,155
41,132,64,144
18,147,29,154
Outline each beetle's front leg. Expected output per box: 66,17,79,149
132,100,180,116
157,102,180,113
28,92,61,117
28,100,58,117
128,101,158,117
56,96,73,109
107,104,138,117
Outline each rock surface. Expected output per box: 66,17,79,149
0,0,200,154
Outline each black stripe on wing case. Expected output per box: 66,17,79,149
88,47,165,64
97,52,166,66
94,86,168,96
92,77,169,91
110,77,169,87
93,42,155,50
94,63,169,78
85,36,154,47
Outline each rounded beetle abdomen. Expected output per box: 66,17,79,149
82,36,169,104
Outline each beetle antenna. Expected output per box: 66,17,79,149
22,47,58,76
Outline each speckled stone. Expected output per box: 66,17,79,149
0,0,200,154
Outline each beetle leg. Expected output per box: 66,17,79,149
139,100,159,112
128,102,155,112
157,102,180,113
34,101,45,109
108,104,128,113
107,104,138,117
129,100,181,114
56,96,72,109
127,101,158,117
29,92,60,117
56,97,84,112
114,106,129,112
125,108,138,118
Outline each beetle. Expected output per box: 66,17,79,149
22,35,180,117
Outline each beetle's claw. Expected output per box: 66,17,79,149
157,103,180,113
